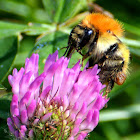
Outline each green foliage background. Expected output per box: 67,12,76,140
0,0,140,139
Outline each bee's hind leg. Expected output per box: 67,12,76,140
106,79,114,95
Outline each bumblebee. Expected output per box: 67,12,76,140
64,13,130,93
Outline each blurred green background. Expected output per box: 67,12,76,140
0,0,140,139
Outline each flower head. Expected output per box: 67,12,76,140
7,51,108,140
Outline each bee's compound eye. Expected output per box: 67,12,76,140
115,71,126,85
88,30,93,35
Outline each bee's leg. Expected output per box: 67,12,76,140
114,71,126,85
110,60,125,85
82,52,89,61
81,44,95,62
103,59,124,94
81,52,91,67
63,46,69,56
106,79,114,94
64,46,75,58
77,49,84,56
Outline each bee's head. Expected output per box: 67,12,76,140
82,13,124,37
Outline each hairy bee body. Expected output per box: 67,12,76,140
65,13,130,93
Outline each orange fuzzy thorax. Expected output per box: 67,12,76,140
82,13,123,37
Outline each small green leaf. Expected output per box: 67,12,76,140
0,0,31,17
42,0,86,23
0,85,7,98
0,21,55,39
0,84,6,89
42,0,61,22
24,23,56,36
14,36,36,68
0,21,27,39
0,36,18,83
58,0,86,23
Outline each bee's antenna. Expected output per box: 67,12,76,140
63,46,69,56
61,47,68,50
